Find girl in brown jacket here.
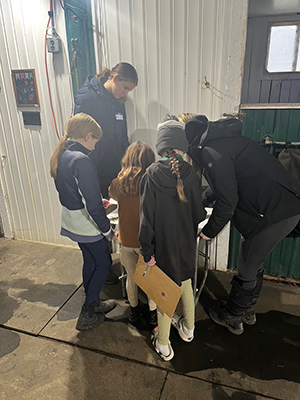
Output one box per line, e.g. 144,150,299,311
109,141,157,325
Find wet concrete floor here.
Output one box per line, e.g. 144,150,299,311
1,238,300,400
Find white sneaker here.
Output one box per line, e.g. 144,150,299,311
171,313,194,342
151,329,174,361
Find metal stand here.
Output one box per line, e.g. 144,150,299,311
119,262,127,299
193,237,210,306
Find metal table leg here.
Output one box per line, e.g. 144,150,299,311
193,237,210,306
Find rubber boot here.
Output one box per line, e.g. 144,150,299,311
242,270,264,325
105,269,119,285
75,303,105,331
145,309,158,326
129,302,142,324
209,276,256,335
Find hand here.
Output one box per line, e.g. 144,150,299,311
102,199,111,209
199,231,211,241
108,229,115,241
147,256,156,266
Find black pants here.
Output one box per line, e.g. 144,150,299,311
78,239,112,307
237,215,300,288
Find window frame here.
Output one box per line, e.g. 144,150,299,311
258,15,300,80
266,21,300,74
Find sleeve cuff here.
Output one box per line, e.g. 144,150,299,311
102,228,112,239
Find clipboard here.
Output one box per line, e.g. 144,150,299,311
134,255,182,318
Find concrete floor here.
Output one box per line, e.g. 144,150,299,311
1,238,300,400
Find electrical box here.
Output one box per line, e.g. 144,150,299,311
46,37,61,53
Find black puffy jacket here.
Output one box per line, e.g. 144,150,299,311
186,117,300,239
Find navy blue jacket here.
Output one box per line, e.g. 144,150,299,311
55,141,112,243
74,75,129,197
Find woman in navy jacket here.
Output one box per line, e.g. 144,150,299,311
185,115,300,335
74,62,138,198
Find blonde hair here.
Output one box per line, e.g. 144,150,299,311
165,149,188,203
178,113,196,124
50,113,102,179
96,62,138,86
116,141,155,196
177,112,202,178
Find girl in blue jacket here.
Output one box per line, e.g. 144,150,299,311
50,113,116,331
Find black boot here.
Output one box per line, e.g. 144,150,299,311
243,270,264,325
129,302,142,324
209,276,257,335
105,269,119,285
76,303,105,331
145,309,158,326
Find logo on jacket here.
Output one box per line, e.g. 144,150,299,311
115,113,124,121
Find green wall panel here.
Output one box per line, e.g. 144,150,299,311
228,108,300,279
63,0,96,95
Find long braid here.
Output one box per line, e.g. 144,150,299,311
166,149,188,203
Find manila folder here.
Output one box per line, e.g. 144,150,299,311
134,255,182,318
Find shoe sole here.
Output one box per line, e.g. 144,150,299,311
209,308,244,336
242,316,256,326
76,313,105,331
171,314,194,342
151,332,174,361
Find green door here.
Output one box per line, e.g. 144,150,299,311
228,108,300,279
63,0,96,95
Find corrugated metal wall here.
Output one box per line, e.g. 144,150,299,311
0,0,75,246
0,0,248,246
91,0,248,149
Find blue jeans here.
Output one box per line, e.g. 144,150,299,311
78,239,112,307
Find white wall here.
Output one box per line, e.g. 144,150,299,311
0,0,248,246
92,0,248,149
0,0,75,246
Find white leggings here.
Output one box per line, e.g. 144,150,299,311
120,246,156,311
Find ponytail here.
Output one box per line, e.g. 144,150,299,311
165,149,188,203
95,68,111,81
50,135,68,179
49,113,102,180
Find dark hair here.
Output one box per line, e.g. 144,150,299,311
163,114,179,122
177,112,202,177
115,141,155,196
96,62,138,86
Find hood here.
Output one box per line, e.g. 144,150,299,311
147,160,197,196
74,75,114,107
185,115,243,148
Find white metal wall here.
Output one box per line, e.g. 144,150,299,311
91,0,248,149
0,0,248,246
0,0,75,246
